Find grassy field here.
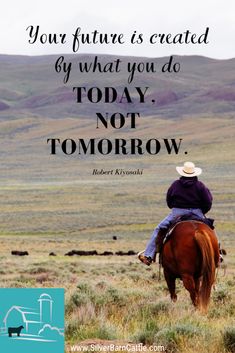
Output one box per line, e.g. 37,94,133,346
0,226,234,353
0,114,234,352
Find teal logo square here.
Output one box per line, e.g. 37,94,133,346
0,288,64,353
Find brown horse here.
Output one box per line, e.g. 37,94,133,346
161,220,220,311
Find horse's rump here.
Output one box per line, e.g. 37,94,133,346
162,221,202,274
162,221,220,310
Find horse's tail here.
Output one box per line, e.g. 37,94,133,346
194,229,215,311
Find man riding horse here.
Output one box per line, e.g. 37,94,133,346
138,161,219,266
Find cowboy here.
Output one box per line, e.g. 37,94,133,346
138,161,213,266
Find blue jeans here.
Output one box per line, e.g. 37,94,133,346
144,208,205,259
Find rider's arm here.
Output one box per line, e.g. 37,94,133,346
198,182,213,214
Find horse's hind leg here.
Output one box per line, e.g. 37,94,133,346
164,269,177,302
194,277,201,307
182,274,198,307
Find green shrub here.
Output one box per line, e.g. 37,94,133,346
209,302,235,319
226,280,235,287
70,292,89,308
173,323,201,338
66,320,117,342
105,287,126,306
149,301,170,316
28,266,49,274
77,282,92,294
129,274,141,282
223,327,235,353
95,281,108,290
74,283,127,309
154,323,202,353
133,320,159,345
65,317,80,339
154,327,179,353
213,285,231,303
139,300,170,321
94,323,117,340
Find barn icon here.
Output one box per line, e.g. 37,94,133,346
0,288,64,353
2,293,54,335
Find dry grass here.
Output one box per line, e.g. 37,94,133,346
0,115,234,352
0,227,234,353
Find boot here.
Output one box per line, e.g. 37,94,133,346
138,250,153,266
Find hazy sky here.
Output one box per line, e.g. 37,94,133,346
1,0,235,58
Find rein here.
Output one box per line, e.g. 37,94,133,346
158,254,162,280
213,261,227,291
218,259,227,277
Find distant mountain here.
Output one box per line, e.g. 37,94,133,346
0,54,235,119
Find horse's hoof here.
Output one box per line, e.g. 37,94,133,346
171,295,177,302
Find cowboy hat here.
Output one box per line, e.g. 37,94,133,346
176,161,202,177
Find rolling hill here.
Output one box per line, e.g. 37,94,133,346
0,54,235,119
0,54,234,183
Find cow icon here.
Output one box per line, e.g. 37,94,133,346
8,325,24,337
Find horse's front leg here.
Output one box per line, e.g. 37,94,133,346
164,269,177,302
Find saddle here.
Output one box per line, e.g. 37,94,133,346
174,214,214,229
156,214,215,261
